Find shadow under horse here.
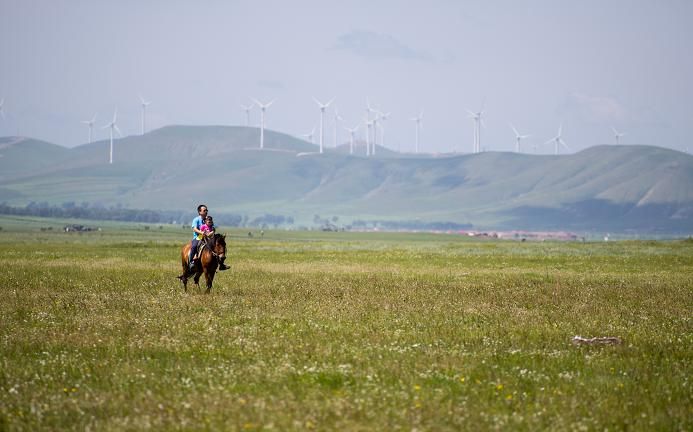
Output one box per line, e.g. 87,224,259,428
178,233,227,293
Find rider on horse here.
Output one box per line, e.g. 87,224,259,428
189,204,230,271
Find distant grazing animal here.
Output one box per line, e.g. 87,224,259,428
178,233,227,293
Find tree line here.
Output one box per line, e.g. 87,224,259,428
0,202,294,228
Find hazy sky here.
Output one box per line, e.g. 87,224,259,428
1,0,691,154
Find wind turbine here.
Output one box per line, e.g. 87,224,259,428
333,107,344,148
611,126,625,145
344,125,359,155
313,97,334,154
366,99,380,153
240,103,253,126
410,111,423,153
139,96,151,135
544,123,569,155
101,108,122,164
252,98,275,149
301,126,316,144
510,124,530,153
81,114,97,144
466,104,485,153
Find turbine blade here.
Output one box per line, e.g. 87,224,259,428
114,125,123,137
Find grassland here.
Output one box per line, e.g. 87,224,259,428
0,216,691,431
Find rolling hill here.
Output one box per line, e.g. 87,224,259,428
0,126,692,232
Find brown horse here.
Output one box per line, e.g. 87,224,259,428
178,233,227,293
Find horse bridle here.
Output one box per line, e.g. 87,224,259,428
204,235,225,260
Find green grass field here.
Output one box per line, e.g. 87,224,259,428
0,216,691,431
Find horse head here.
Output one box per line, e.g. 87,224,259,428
212,233,227,263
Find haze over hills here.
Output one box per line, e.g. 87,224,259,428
0,126,692,233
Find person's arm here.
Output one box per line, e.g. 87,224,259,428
191,218,205,236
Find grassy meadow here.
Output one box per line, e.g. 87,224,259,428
0,216,691,430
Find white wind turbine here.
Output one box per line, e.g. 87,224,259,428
301,126,316,144
545,123,569,155
611,127,625,145
252,98,275,149
366,99,380,154
102,108,122,164
81,113,97,144
344,125,359,155
333,107,344,148
510,124,530,153
240,103,253,126
410,111,423,153
466,104,485,153
139,96,151,135
313,97,334,154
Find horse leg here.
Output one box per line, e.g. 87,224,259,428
180,272,189,292
178,255,189,292
204,267,216,294
193,272,202,293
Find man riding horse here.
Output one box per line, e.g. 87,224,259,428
189,204,230,271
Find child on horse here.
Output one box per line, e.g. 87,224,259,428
189,204,230,271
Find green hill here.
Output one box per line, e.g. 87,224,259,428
1,126,692,232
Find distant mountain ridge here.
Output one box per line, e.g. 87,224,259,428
1,126,691,232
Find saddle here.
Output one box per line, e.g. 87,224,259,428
193,236,214,261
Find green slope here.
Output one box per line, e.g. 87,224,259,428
1,127,691,231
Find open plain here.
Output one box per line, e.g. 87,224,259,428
0,216,691,430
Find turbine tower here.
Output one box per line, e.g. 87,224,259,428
545,123,569,155
410,111,423,153
378,111,390,151
240,103,253,126
101,108,122,164
252,98,275,149
611,127,625,145
313,97,334,154
139,96,151,135
0,98,5,119
466,104,485,153
333,107,344,148
364,118,373,156
344,125,359,155
81,114,97,144
510,124,530,153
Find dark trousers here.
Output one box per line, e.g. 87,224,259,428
189,238,200,263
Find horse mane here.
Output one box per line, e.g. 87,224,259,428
203,233,226,252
